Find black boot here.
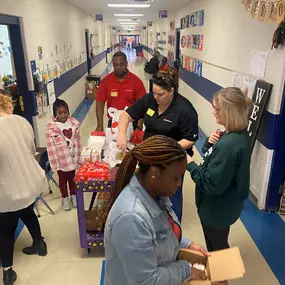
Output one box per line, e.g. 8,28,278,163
3,268,17,285
22,237,47,256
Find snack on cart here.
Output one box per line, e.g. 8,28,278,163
85,192,110,232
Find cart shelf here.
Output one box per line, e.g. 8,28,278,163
75,179,114,252
86,230,105,248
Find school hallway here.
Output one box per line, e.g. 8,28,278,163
2,48,282,285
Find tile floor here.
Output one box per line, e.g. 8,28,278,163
1,50,280,285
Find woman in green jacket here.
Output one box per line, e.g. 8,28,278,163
186,87,252,254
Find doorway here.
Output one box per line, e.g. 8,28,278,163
175,28,181,62
85,29,91,74
0,14,33,125
119,35,140,50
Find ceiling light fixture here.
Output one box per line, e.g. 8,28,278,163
114,14,144,17
108,4,150,8
120,23,138,25
118,19,133,21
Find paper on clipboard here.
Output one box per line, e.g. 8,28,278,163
47,81,56,105
232,72,257,99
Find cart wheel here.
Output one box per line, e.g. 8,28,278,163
87,248,91,254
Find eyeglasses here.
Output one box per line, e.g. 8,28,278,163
152,75,173,88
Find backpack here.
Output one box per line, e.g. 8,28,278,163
144,58,159,74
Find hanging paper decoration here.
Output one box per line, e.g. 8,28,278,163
168,36,175,46
245,0,254,11
258,1,268,22
199,35,204,51
242,0,285,24
267,2,278,23
180,10,204,30
180,55,203,77
251,0,260,17
276,0,285,23
180,35,204,51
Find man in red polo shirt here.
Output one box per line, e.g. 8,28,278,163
95,51,146,131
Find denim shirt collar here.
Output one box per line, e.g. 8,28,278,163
129,175,173,218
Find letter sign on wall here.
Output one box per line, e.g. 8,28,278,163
247,80,273,152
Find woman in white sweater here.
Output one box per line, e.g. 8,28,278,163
0,95,48,285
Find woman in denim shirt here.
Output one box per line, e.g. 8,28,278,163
104,135,208,285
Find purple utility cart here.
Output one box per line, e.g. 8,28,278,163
75,179,115,253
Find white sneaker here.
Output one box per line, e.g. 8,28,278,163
70,195,77,208
62,197,71,211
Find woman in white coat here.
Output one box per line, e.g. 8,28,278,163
0,94,48,285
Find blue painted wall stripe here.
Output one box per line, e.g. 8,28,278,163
90,51,106,70
53,61,88,98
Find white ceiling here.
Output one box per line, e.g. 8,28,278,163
68,0,191,30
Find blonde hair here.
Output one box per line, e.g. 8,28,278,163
0,93,13,113
212,87,253,132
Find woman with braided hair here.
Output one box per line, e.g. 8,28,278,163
104,135,208,285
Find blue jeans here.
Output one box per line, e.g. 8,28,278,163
170,175,184,223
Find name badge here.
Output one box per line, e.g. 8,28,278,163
111,91,118,97
146,108,155,117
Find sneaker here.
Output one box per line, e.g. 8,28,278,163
62,197,71,211
3,268,17,285
70,195,77,208
22,237,47,256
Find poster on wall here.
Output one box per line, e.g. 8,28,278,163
38,46,43,60
232,71,257,99
47,81,56,106
249,50,268,78
247,80,272,151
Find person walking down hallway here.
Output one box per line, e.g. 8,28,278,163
95,51,146,132
0,100,48,285
117,67,199,222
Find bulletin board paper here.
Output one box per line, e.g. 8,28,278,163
232,72,257,99
249,50,268,78
47,81,56,105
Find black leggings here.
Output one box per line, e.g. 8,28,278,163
202,223,230,252
0,203,42,267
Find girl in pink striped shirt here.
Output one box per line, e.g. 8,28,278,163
46,99,82,211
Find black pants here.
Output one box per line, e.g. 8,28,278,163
0,203,42,267
201,223,230,252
